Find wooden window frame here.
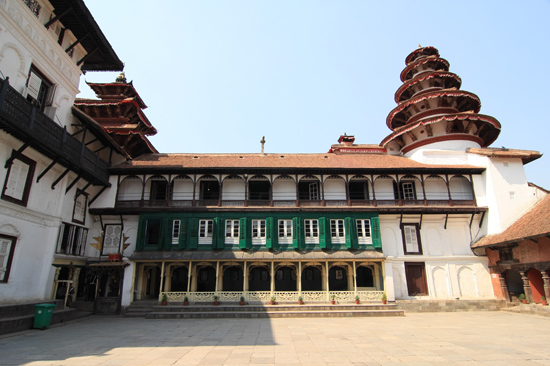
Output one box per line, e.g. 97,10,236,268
251,219,266,245
356,219,372,244
304,219,319,244
198,219,214,245
225,219,240,244
2,153,36,207
72,190,88,224
401,223,423,255
171,220,181,245
278,219,293,244
330,219,346,244
0,234,17,283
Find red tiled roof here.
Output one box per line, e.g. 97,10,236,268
472,195,550,248
466,148,542,165
111,153,484,171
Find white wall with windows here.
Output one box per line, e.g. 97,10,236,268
379,214,494,300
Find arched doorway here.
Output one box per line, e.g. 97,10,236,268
505,269,523,299
223,266,243,291
301,266,322,291
249,266,270,291
171,266,188,292
356,266,374,288
196,267,216,292
275,266,296,291
329,266,348,291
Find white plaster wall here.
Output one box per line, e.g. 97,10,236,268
272,179,295,200
323,178,346,200
222,179,245,200
172,179,193,200
373,179,394,200
0,203,61,303
381,213,494,299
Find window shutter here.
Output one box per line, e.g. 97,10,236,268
371,216,381,249
178,219,188,249
319,217,330,249
215,218,225,249
5,159,30,201
345,217,356,249
238,217,250,249
292,217,303,249
26,72,42,100
162,219,171,250
187,218,199,249
265,217,277,249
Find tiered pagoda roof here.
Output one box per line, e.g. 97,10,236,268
75,73,158,158
381,46,501,155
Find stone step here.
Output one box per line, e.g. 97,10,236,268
152,304,395,313
0,307,91,335
146,309,404,319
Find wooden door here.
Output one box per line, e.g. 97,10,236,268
405,262,428,296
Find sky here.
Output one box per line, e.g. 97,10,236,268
79,0,549,188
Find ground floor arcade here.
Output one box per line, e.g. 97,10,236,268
129,251,386,303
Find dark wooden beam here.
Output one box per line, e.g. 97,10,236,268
65,175,81,194
51,168,71,190
36,159,58,182
66,32,90,53
90,186,108,205
77,46,98,66
44,7,73,29
5,143,30,168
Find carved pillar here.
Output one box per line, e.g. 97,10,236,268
542,271,550,300
498,272,510,302
520,271,533,302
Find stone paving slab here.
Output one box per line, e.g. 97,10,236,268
0,312,548,365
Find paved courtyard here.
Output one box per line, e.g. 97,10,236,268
0,312,548,366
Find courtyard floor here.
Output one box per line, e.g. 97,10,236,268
0,311,548,366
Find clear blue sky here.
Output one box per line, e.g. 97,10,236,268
80,0,549,189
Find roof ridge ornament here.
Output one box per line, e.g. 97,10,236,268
115,72,127,83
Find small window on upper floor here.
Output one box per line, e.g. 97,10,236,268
394,181,417,200
2,153,36,207
401,224,422,255
72,190,88,225
56,223,88,256
25,65,55,113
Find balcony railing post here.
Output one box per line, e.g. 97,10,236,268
0,77,9,107
61,126,67,151
28,105,36,130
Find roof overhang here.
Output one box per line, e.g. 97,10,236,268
49,0,124,71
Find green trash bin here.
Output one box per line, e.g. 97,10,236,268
33,303,56,330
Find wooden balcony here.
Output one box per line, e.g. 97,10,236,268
114,198,476,209
0,77,110,186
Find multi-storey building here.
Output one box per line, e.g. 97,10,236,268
84,46,545,309
0,0,132,308
1,0,546,314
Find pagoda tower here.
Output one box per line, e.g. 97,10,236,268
381,46,501,156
